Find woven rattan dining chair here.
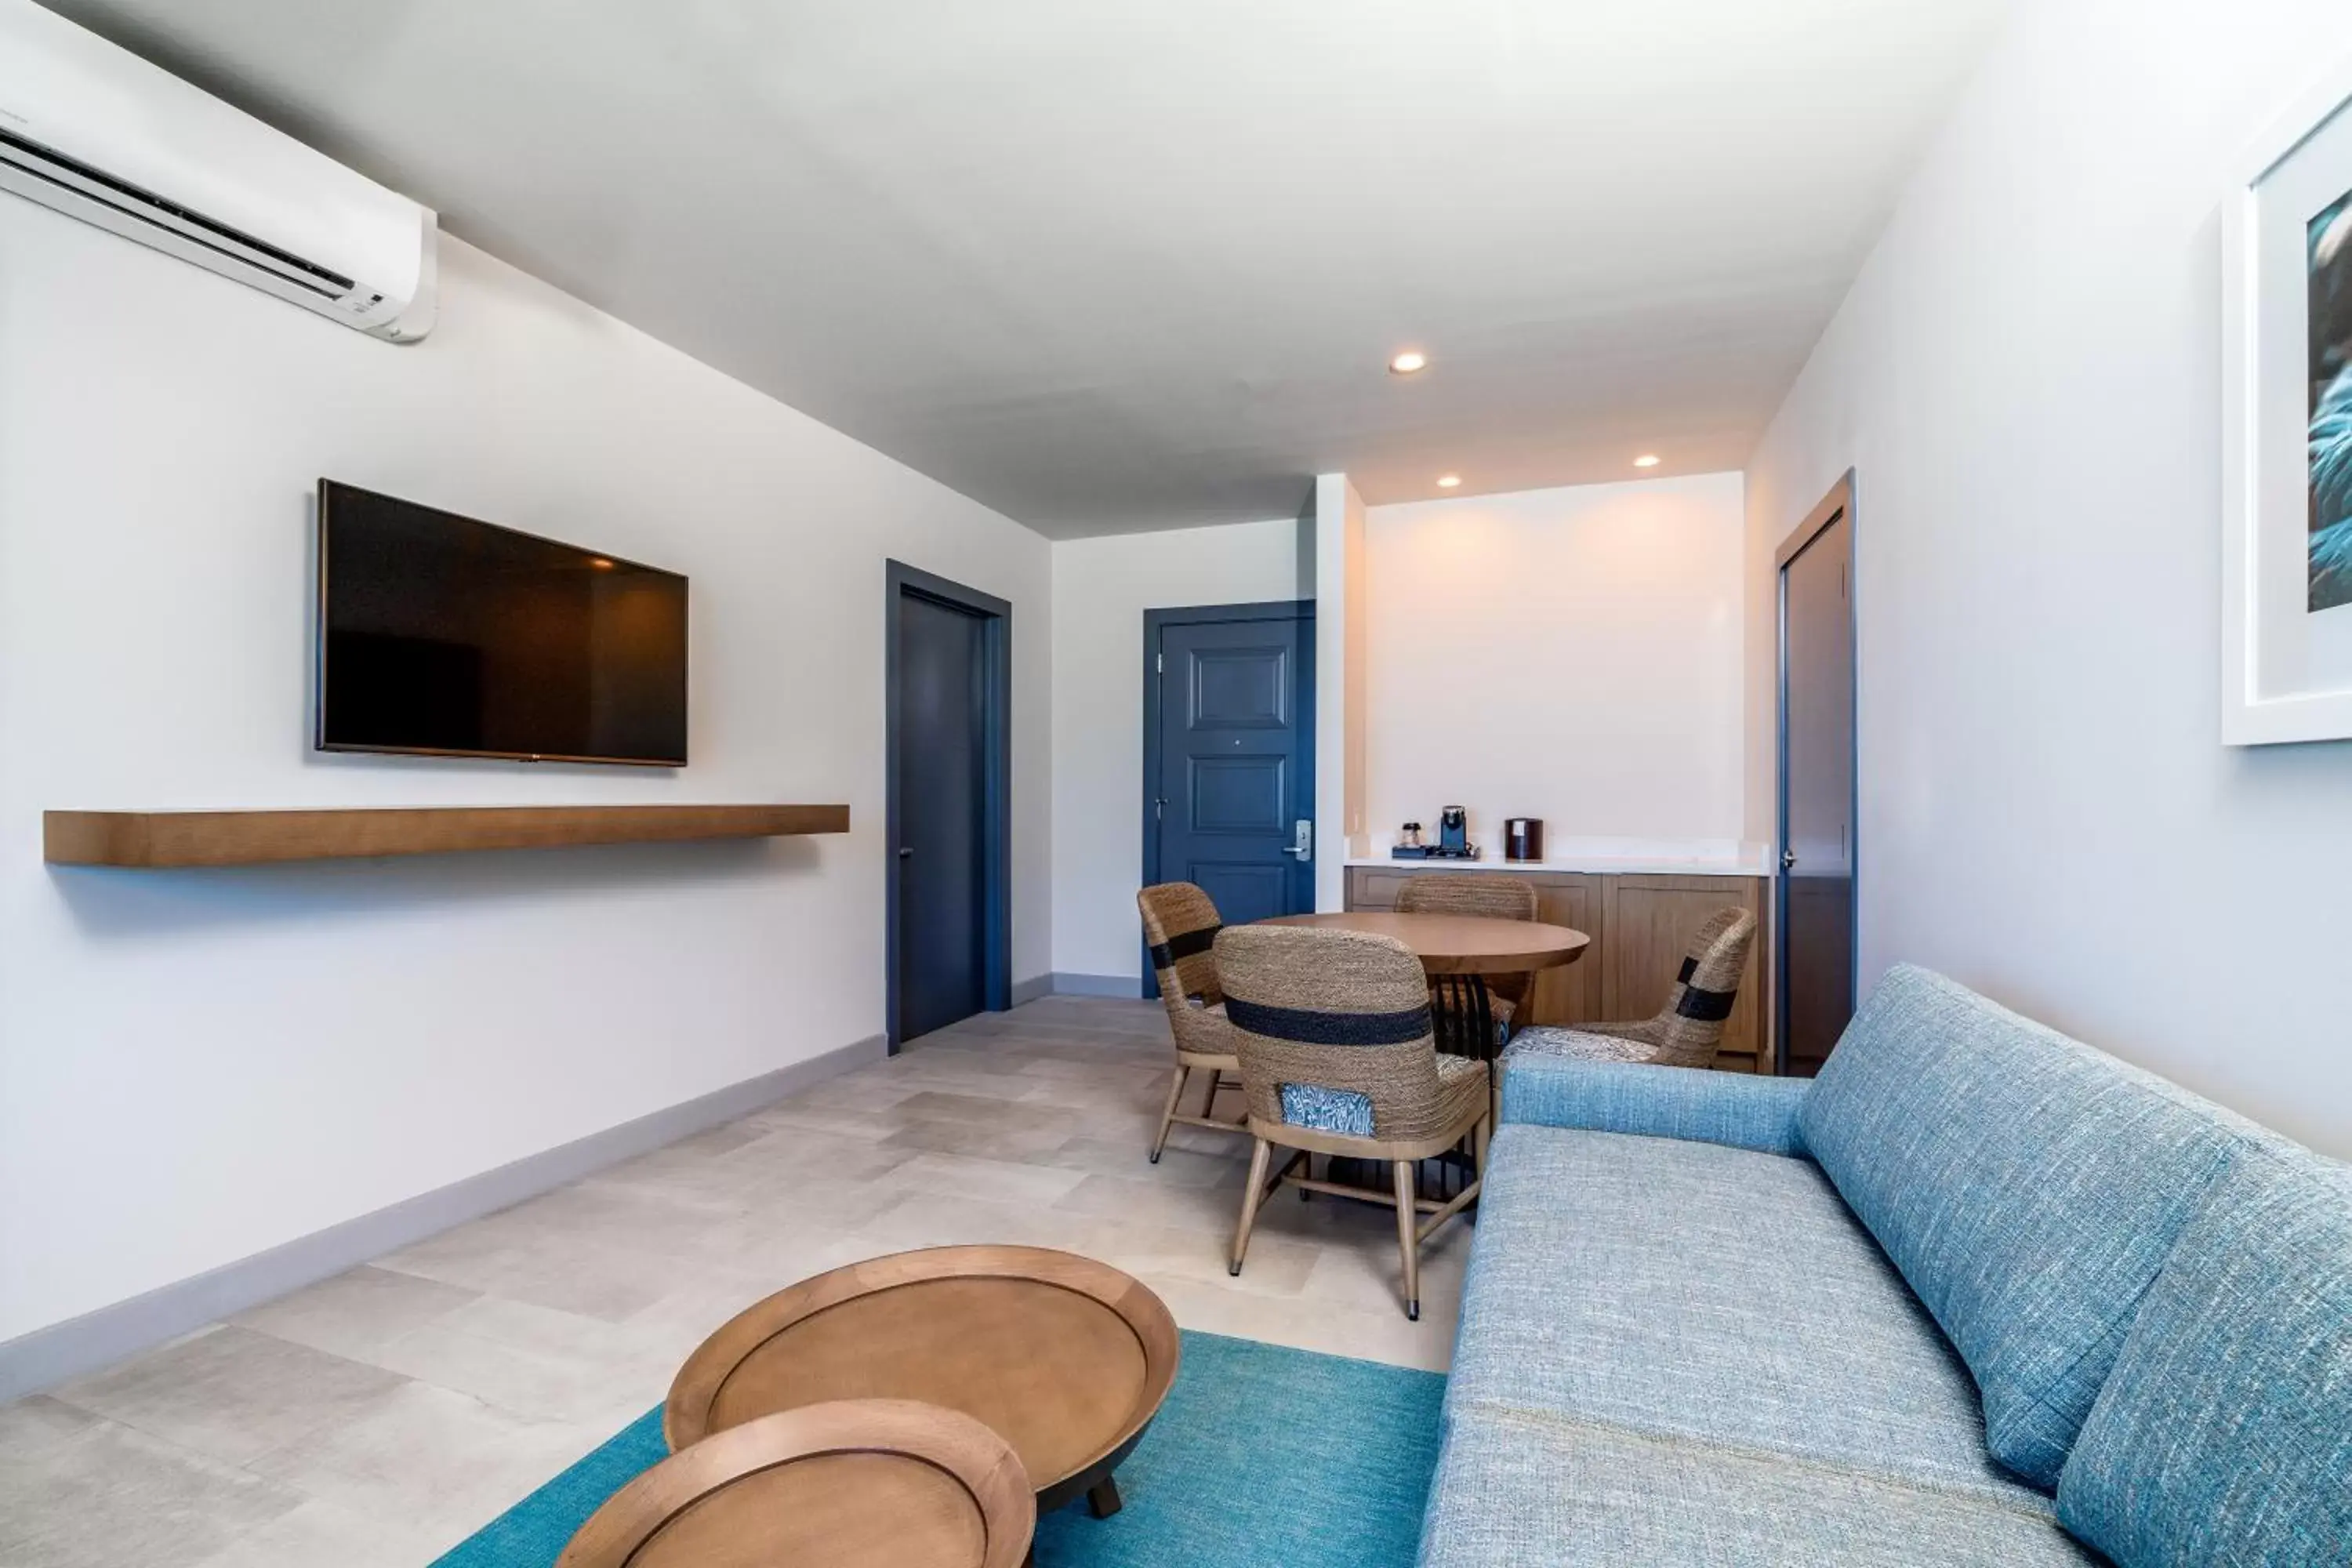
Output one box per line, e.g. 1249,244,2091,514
1213,923,1492,1321
1504,908,1758,1070
1392,873,1539,1050
1136,883,1250,1162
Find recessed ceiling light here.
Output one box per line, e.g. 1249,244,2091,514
1633,454,1662,469
1436,474,1462,488
590,557,615,569
1388,350,1428,376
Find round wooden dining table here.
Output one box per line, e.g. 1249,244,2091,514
1256,910,1591,1060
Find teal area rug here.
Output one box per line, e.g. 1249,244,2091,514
433,1330,1445,1567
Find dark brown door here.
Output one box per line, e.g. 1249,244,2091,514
1777,481,1857,1076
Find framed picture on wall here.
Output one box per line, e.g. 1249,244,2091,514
2223,52,2352,744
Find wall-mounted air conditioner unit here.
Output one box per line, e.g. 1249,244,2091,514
0,1,437,342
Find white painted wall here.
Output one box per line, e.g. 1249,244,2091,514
1367,474,1749,858
1314,474,1370,908
0,199,1052,1345
1048,519,1307,982
1744,0,2352,1157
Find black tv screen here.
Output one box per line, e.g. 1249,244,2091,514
315,481,688,765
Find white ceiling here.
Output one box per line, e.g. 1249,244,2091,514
45,0,2007,537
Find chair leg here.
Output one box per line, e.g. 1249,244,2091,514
1150,1066,1190,1163
1231,1137,1273,1276
1200,1067,1224,1118
1474,1111,1493,1184
1394,1160,1422,1320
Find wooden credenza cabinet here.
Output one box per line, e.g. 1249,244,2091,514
1343,865,1772,1073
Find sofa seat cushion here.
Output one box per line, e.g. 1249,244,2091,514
1448,1123,2047,1508
1798,964,2285,1487
1418,1403,2099,1568
2056,1148,2352,1568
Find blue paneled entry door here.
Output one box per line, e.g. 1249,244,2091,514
1143,602,1316,994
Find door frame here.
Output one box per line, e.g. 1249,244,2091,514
885,560,1012,1052
1139,599,1318,997
1773,470,1859,1075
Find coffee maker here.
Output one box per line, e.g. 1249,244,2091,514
1436,805,1472,858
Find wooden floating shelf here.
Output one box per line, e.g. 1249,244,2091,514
43,804,850,869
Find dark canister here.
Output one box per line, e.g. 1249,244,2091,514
1504,818,1544,862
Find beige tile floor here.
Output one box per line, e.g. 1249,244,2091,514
0,996,1472,1567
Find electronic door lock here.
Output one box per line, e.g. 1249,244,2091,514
1286,819,1313,859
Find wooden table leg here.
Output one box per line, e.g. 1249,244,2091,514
1087,1475,1123,1519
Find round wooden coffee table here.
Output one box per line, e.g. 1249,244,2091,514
558,1399,1033,1568
666,1246,1179,1519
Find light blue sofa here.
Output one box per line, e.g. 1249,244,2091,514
1417,964,2351,1567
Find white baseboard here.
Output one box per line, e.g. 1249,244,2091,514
0,1033,884,1402
1009,973,1054,1006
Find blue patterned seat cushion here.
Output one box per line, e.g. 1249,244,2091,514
1279,1054,1483,1138
1504,1024,1657,1065
1447,1124,2053,1509
2056,1149,2352,1568
1418,1403,2098,1568
1798,964,2284,1487
1280,1082,1372,1134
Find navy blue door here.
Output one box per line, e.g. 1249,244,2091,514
895,589,987,1041
1777,494,1856,1076
1148,608,1316,971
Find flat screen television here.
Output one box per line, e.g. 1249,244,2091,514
315,480,688,766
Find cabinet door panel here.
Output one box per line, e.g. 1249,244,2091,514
1600,876,1766,1068
1348,868,1411,910
1525,874,1603,1025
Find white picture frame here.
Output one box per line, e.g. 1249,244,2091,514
2222,51,2352,745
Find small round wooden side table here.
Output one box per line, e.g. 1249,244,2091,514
557,1399,1033,1568
666,1245,1180,1520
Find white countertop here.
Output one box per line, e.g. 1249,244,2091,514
1346,845,1769,877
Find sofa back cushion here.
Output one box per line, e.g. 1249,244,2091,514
2056,1149,2352,1567
1798,965,2267,1488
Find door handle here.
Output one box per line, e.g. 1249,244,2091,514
1780,848,1798,871
1285,819,1313,860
